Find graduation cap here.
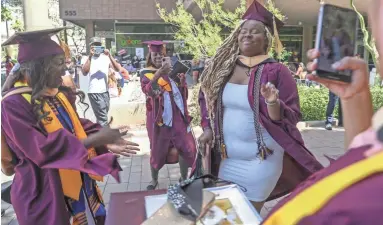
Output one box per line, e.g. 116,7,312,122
2,27,66,63
242,1,284,56
142,40,166,53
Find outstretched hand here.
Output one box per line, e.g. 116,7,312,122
107,138,140,157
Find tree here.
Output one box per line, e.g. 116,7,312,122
1,4,13,37
47,0,86,54
66,24,86,54
157,0,290,60
157,0,246,59
350,0,379,73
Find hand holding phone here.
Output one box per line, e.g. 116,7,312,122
306,49,369,100
157,57,171,76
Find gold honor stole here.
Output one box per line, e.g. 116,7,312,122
263,151,383,225
143,67,172,92
14,82,103,201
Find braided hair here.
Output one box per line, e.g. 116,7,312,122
200,20,273,127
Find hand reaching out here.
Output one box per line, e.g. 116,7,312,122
107,138,140,157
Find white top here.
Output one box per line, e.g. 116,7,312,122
88,54,111,93
218,83,284,202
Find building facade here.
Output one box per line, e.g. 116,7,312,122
59,0,370,65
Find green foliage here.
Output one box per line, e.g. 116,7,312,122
157,0,246,59
298,86,330,121
11,19,23,32
157,0,291,61
264,0,291,61
1,5,12,21
370,86,383,112
298,85,383,121
1,0,24,34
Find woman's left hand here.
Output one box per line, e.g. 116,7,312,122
107,138,140,157
261,82,279,103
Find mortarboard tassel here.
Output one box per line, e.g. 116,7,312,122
59,39,71,59
273,16,283,58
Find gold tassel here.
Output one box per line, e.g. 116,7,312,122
273,16,283,58
221,144,228,159
259,145,274,160
59,39,71,60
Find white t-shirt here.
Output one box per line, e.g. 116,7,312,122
88,54,111,93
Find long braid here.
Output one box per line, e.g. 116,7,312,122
200,21,245,122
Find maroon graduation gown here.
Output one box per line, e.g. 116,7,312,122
196,60,324,201
263,145,383,224
140,71,197,170
1,91,121,225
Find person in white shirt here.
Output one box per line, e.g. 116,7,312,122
82,37,121,126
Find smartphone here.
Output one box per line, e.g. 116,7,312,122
162,57,171,67
93,46,105,55
314,4,358,83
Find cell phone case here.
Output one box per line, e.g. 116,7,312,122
142,190,216,225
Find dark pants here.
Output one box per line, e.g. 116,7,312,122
88,92,110,126
325,91,343,125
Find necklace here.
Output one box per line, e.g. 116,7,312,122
236,59,252,77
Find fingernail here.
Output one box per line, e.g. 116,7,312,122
332,62,341,69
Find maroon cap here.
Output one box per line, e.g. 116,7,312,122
242,1,284,35
2,27,66,63
143,40,165,53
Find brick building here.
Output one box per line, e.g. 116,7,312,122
59,0,370,64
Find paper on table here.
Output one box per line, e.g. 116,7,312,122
144,185,262,224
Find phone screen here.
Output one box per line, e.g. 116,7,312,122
316,4,358,77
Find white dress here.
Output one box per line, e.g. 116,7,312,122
218,83,284,202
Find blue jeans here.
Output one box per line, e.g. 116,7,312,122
325,91,343,125
119,78,125,88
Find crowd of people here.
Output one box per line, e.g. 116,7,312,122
1,0,383,224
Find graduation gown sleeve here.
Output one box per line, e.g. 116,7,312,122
79,118,109,155
273,64,302,125
1,96,121,179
